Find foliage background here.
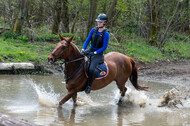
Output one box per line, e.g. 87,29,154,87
0,0,189,64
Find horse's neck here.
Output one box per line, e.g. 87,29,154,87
64,50,84,80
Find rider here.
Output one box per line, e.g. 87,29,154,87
81,14,110,94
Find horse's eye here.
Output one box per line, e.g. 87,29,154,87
62,44,67,49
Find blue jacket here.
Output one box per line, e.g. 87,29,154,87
82,27,109,54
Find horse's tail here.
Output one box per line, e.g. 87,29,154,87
129,58,148,91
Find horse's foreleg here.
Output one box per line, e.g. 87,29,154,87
59,90,75,106
72,93,77,106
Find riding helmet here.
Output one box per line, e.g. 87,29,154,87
96,14,108,22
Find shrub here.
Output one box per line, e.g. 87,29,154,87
35,33,81,43
0,56,3,62
163,41,190,59
1,30,29,42
1,30,19,39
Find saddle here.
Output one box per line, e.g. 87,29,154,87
85,57,108,80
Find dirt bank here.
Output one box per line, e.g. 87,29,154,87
138,60,190,85
45,60,190,86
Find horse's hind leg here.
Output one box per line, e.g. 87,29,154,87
118,86,127,104
116,80,127,104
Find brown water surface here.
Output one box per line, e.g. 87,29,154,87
0,75,190,126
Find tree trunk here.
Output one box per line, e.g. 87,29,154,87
185,0,190,35
13,0,27,34
106,0,117,27
71,10,79,33
61,0,69,33
86,0,98,37
36,0,44,26
160,2,181,47
52,0,62,34
148,0,159,46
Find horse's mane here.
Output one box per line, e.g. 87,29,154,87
70,42,83,57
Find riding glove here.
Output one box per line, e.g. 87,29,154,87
81,51,85,55
88,52,94,56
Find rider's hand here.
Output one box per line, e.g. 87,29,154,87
81,51,85,55
88,52,94,56
81,49,85,55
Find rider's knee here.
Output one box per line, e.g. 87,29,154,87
88,68,94,74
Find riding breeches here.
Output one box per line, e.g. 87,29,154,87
84,48,104,78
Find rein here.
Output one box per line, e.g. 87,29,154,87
51,41,85,83
65,57,84,64
65,60,84,82
64,57,85,83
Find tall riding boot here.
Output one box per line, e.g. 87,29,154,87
85,74,94,94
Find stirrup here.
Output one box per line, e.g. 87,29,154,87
85,86,91,94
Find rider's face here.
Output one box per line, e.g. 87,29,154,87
97,21,105,28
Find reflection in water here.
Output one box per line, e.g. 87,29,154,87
34,108,57,126
0,75,190,126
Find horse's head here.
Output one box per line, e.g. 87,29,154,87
48,34,74,64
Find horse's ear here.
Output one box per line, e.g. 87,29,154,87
67,35,74,43
59,34,65,41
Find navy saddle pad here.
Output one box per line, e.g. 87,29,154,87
85,61,108,80
94,62,108,79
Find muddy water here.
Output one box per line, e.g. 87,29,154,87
0,75,190,126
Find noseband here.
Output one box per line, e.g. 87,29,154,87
51,42,85,64
51,42,69,61
51,48,69,60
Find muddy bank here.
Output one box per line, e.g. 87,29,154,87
0,60,189,86
138,60,190,85
44,59,190,86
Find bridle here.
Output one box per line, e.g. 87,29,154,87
51,42,70,61
51,48,68,62
51,41,85,82
51,42,85,64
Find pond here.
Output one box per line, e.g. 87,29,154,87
0,75,190,126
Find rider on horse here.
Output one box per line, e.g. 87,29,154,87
81,14,110,94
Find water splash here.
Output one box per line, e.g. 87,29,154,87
31,82,60,108
30,79,97,107
122,87,148,107
110,87,148,107
76,92,98,106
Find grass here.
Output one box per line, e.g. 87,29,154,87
108,41,164,62
107,32,190,62
0,31,189,64
163,40,190,60
0,38,55,63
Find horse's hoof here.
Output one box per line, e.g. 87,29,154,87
73,102,78,107
117,98,123,106
56,102,62,108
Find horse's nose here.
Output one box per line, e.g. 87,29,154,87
48,56,54,64
49,58,54,64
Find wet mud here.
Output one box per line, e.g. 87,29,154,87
138,60,190,85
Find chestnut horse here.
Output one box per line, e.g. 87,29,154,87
48,34,148,106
